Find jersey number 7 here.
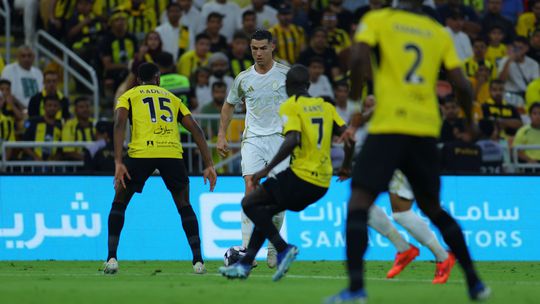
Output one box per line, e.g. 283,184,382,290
311,117,323,149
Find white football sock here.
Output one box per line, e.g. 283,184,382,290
241,211,254,248
368,205,410,253
392,210,449,262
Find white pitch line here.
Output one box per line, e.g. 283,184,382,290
0,272,538,286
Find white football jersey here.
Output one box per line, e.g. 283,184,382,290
226,61,289,138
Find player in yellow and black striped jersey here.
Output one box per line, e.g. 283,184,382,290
103,63,217,276
219,65,355,281
327,1,490,302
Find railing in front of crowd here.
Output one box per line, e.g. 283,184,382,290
35,30,100,122
0,0,10,63
0,114,246,174
512,145,540,172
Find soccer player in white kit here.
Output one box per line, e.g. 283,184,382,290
217,30,289,268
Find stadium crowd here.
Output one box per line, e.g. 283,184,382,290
0,0,540,173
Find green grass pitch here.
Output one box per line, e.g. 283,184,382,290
0,261,538,303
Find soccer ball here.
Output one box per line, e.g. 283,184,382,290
223,246,247,266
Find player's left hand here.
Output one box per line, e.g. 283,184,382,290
114,163,131,190
337,166,351,182
203,166,217,192
251,168,269,186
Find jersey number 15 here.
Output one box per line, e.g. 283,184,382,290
143,97,174,123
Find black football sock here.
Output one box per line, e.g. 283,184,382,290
243,204,288,252
346,209,368,292
242,227,265,265
431,210,480,289
178,205,203,264
107,202,127,261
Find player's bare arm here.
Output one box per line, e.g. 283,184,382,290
181,114,217,192
251,131,300,186
335,125,356,181
217,102,235,157
113,107,131,190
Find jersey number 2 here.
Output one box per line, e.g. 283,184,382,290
311,117,323,148
143,97,173,123
404,43,424,84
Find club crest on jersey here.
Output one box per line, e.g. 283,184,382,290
272,81,279,90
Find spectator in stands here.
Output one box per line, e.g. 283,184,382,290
174,0,201,32
0,92,16,160
269,3,306,65
201,81,227,139
470,64,491,107
440,127,482,173
28,70,70,120
516,0,540,38
22,96,63,161
13,0,39,47
0,79,25,129
98,0,125,16
513,102,540,164
333,81,359,123
156,52,193,109
191,67,212,113
321,10,351,55
307,57,334,99
464,38,497,81
1,46,43,108
437,0,479,26
85,121,115,172
497,37,540,108
298,27,341,81
203,13,229,53
482,79,523,137
208,52,234,94
99,10,138,97
243,0,278,30
155,2,192,63
440,97,466,143
525,77,540,111
121,0,157,43
328,0,354,34
177,33,212,78
481,0,515,44
199,0,241,43
501,0,524,23
227,31,254,78
66,0,105,70
476,119,504,173
527,29,540,64
241,10,257,38
446,11,473,61
485,25,508,65
131,31,163,76
291,0,310,34
62,97,95,161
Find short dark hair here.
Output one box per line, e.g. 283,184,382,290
478,119,495,137
310,27,327,39
212,81,227,91
529,102,540,115
308,56,325,66
251,30,273,43
233,31,249,42
96,121,113,139
74,96,90,106
155,52,174,68
44,95,60,104
514,36,530,46
138,62,160,82
333,80,349,90
286,64,310,87
43,70,59,78
473,37,487,45
207,12,224,22
490,79,505,88
242,10,256,20
195,32,211,43
166,2,181,10
0,79,11,87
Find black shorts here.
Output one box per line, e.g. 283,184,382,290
125,157,189,193
351,134,440,198
262,168,328,212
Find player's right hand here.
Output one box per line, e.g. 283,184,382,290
203,166,217,192
337,166,351,182
217,135,229,158
114,162,131,190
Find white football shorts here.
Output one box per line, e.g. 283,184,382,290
388,169,414,201
241,134,289,176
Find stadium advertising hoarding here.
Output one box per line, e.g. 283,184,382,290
0,176,538,261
